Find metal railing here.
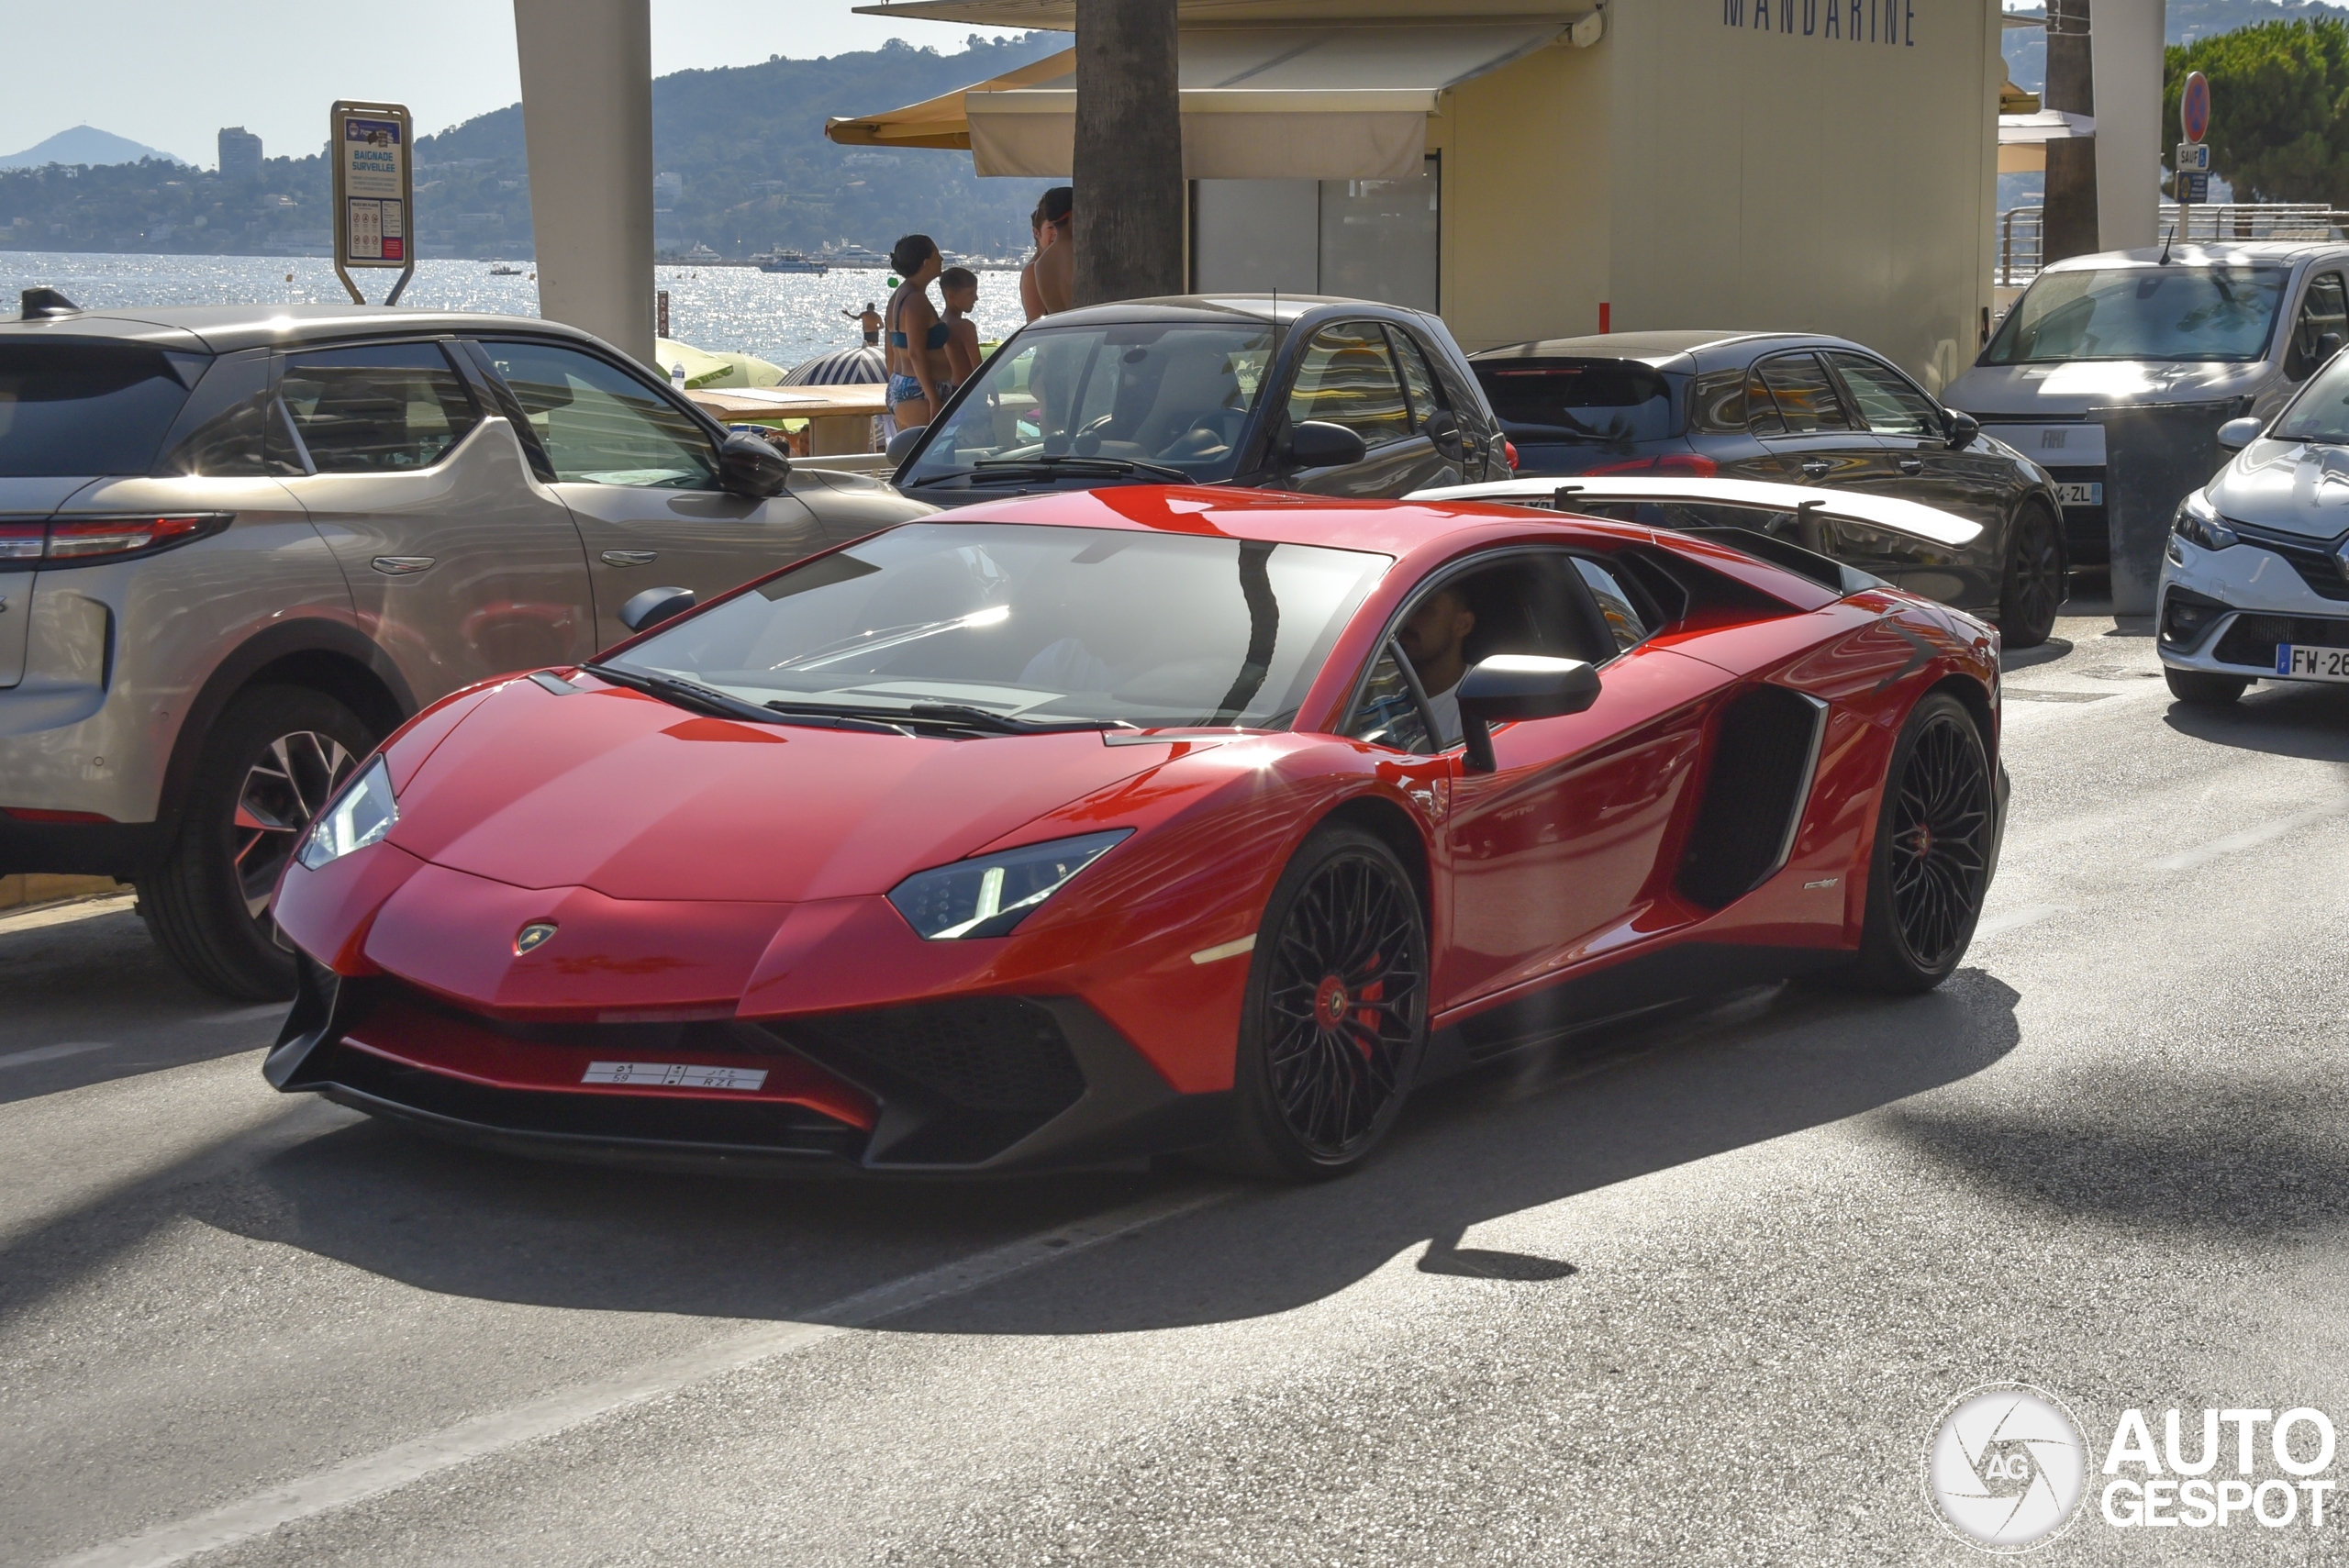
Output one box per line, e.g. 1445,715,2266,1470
1998,204,2349,286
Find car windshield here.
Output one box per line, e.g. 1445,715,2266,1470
1980,266,2287,364
0,341,201,477
1474,360,1681,444
899,322,1275,489
2271,350,2349,443
605,522,1388,729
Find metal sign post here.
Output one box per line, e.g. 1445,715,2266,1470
2176,72,2212,231
330,101,416,306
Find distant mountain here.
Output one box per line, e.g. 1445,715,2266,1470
0,125,187,171
2003,0,2349,91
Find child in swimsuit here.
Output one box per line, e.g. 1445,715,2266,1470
940,267,981,405
885,236,949,429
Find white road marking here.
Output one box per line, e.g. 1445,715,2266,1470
47,1183,1233,1568
1971,903,2062,940
2152,796,2349,873
0,1041,107,1070
1190,934,1256,965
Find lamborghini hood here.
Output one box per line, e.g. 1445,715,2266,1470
385,674,1177,904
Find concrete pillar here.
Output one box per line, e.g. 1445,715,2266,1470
513,0,655,366
2092,0,2164,251
2042,0,2099,264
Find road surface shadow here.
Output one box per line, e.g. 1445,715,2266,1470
1999,637,2073,674
0,965,2029,1334
2164,684,2349,764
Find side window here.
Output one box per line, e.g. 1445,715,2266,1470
1753,353,1851,434
277,343,479,473
154,350,284,477
1387,328,1446,430
1826,352,1940,438
1286,322,1413,448
476,339,719,488
1571,558,1650,652
2289,272,2348,380
1350,644,1435,753
1691,368,1747,433
1743,367,1786,436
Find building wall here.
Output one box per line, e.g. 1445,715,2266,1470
1430,39,1613,353
1603,0,2001,391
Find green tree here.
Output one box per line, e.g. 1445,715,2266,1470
2165,18,2349,204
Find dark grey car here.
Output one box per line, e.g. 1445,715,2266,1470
1467,329,2069,646
0,297,930,998
890,295,1511,506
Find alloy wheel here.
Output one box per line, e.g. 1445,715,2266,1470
1262,851,1426,1160
2009,511,2064,640
233,730,357,921
1887,712,1991,967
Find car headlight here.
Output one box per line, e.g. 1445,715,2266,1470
887,828,1132,940
297,755,397,871
2171,491,2239,553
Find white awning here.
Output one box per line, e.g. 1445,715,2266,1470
1997,110,2094,174
829,20,1578,181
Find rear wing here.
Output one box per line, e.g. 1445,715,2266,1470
1408,475,1984,547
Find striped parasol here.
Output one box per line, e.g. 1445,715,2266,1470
782,345,887,386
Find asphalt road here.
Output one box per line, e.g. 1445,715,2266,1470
8,599,2349,1567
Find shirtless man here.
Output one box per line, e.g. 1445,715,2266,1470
883,234,950,429
939,267,982,394
1032,185,1074,317
841,302,882,347
1395,586,1477,749
1019,204,1049,323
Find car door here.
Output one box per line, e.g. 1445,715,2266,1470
1386,324,1471,488
1821,350,2017,602
272,339,597,703
1275,320,1453,497
1747,351,1881,489
2270,268,2349,418
469,338,831,649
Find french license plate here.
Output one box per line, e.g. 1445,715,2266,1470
2276,645,2349,683
582,1061,768,1091
2054,482,2103,506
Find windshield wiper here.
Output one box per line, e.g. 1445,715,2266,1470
970,454,1196,484
584,663,906,734
762,698,1127,736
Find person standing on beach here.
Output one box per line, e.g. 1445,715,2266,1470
841,302,882,346
1019,203,1049,322
939,267,982,397
1032,186,1074,317
884,235,950,429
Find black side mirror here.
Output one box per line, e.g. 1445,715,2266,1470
718,431,792,498
885,424,927,468
1945,410,1981,450
1424,407,1463,459
2321,330,2345,361
619,585,695,633
1456,655,1601,773
1288,419,1368,469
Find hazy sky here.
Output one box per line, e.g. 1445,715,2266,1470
1,1,1025,166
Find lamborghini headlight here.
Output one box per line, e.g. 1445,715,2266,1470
297,756,398,871
887,828,1132,940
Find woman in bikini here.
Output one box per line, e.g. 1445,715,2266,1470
884,235,950,430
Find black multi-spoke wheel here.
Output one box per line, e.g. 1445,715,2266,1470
1216,825,1427,1178
143,685,378,1000
1842,692,1993,993
1998,504,2064,650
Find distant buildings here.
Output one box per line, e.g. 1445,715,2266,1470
217,127,262,183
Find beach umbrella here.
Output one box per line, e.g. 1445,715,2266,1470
783,345,886,386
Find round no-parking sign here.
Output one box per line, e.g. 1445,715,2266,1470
2182,71,2210,143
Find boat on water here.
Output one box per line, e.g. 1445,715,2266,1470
752,250,828,274
487,264,524,276
822,245,890,269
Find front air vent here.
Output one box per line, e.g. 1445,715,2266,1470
1677,684,1828,909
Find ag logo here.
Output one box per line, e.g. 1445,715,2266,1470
514,921,558,954
1924,1384,2087,1551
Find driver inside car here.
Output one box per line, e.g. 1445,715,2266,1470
1396,585,1477,750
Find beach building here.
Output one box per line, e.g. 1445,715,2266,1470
827,0,2015,393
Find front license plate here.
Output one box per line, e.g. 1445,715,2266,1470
2054,482,2103,506
2276,645,2349,683
582,1061,769,1091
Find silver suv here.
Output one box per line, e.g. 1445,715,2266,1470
0,296,930,997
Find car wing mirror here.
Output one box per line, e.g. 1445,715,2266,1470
619,585,695,632
885,425,928,469
1456,655,1600,773
2216,415,2265,451
1287,419,1368,469
2321,329,2345,362
1944,410,1981,450
718,431,792,498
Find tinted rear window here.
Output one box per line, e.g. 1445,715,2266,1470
0,341,201,477
1473,360,1681,443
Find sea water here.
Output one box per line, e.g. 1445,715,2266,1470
0,251,1034,374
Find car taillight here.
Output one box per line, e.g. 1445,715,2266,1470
0,515,230,565
1585,452,1719,477
1504,439,1520,472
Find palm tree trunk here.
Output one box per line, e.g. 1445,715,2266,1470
1072,0,1186,306
2043,0,2101,263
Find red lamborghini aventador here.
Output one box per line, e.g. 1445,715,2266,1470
265,484,2005,1179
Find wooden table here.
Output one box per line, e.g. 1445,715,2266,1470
686,384,890,457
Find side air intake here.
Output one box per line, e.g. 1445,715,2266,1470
1677,684,1828,908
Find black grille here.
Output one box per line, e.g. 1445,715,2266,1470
2213,612,2349,668
774,998,1085,1114
2232,521,2349,602
1678,684,1824,909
